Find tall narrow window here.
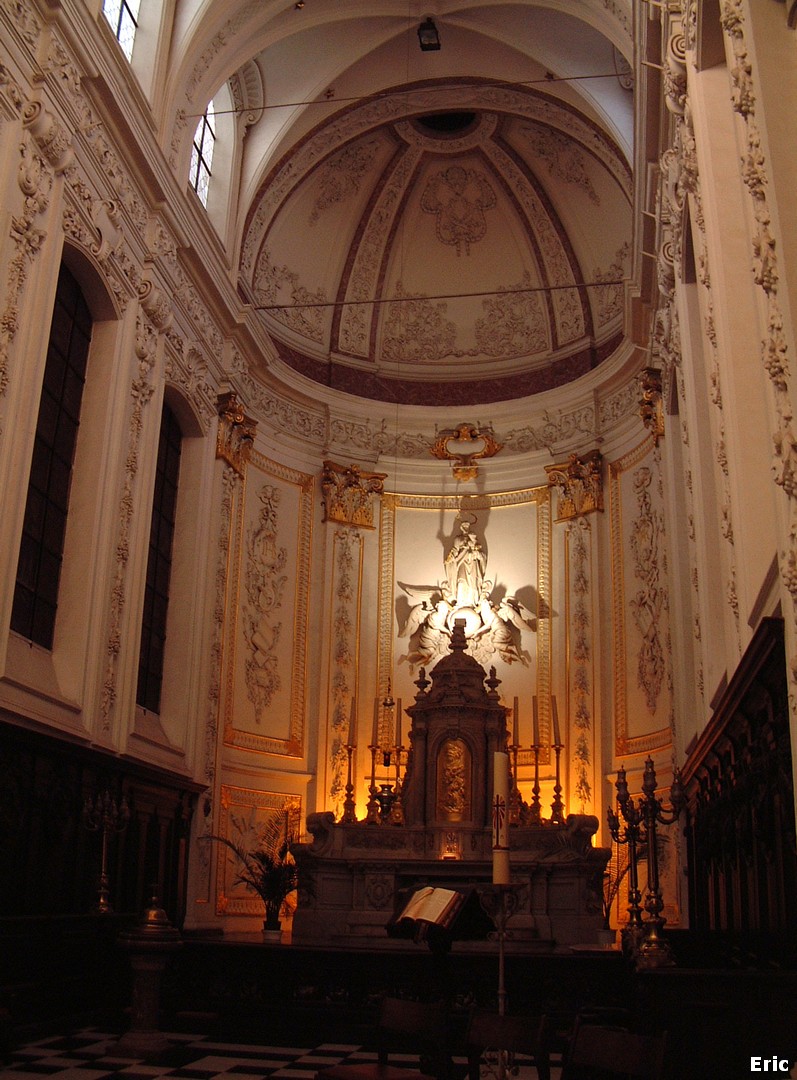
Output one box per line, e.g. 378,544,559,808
11,265,91,649
136,403,182,714
102,0,140,61
189,100,216,207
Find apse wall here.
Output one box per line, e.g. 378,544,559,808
190,364,688,934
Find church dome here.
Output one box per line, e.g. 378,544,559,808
240,79,632,406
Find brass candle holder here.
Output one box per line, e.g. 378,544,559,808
83,789,130,913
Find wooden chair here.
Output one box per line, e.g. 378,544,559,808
465,1008,550,1080
313,997,451,1080
560,1023,667,1080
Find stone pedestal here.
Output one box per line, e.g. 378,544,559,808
116,895,182,1056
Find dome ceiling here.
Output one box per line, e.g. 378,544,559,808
230,5,634,406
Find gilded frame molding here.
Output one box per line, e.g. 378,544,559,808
215,784,302,916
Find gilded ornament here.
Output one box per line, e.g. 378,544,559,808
216,391,257,476
638,368,665,443
321,459,387,529
545,450,604,520
430,422,502,481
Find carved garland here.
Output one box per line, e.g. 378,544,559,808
242,483,287,721
195,462,240,899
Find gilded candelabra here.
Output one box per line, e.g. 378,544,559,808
83,789,130,913
388,741,405,825
550,740,566,825
609,757,684,968
365,742,381,823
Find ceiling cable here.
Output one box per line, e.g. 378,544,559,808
184,70,632,120
252,279,627,312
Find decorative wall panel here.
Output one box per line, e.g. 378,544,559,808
565,516,596,813
325,528,364,817
609,438,673,756
214,784,302,916
220,451,313,756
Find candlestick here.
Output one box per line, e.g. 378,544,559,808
552,695,561,746
347,697,357,747
532,696,540,746
512,697,519,746
365,745,380,823
492,752,510,885
341,744,357,823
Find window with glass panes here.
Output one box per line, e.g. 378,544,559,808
11,265,91,650
189,102,215,206
102,0,140,61
136,403,182,714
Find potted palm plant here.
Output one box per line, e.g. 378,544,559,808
208,813,299,940
599,863,630,945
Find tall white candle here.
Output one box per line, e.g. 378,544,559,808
347,697,356,746
552,696,561,746
492,752,511,885
532,696,540,747
513,697,519,746
395,699,402,747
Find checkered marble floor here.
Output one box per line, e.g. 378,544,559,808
1,1029,560,1080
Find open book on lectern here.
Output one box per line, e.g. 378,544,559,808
386,885,493,944
396,886,464,928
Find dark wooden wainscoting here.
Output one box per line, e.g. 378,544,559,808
681,617,797,955
0,719,203,1030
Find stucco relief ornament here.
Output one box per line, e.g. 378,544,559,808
629,467,666,715
421,165,496,255
397,517,536,669
243,484,287,721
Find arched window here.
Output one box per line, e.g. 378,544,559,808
136,401,182,714
11,265,91,649
189,100,216,207
102,0,141,61
187,82,238,243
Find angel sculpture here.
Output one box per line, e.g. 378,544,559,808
397,583,442,639
495,596,537,633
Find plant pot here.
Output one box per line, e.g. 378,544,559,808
262,919,282,942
